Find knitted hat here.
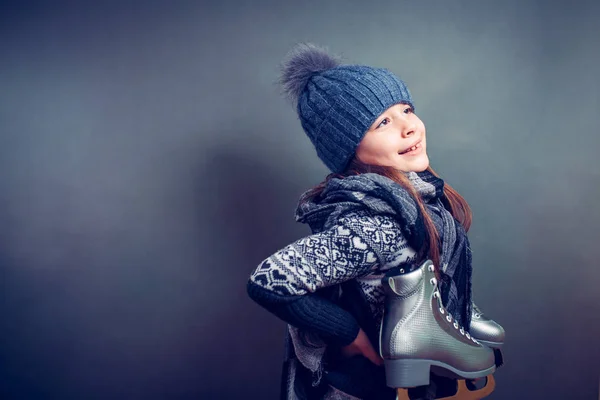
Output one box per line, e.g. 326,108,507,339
280,43,414,173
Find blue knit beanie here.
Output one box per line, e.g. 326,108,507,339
280,43,414,173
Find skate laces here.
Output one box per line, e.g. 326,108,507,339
427,263,479,344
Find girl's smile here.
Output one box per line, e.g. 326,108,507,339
355,103,429,172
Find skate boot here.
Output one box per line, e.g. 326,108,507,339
380,260,496,400
469,303,505,349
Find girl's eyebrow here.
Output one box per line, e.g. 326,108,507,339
371,115,387,129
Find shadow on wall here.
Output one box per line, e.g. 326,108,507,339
196,141,311,399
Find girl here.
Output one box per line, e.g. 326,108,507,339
247,43,504,400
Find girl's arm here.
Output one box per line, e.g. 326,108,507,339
247,210,413,346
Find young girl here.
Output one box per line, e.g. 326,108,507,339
247,43,504,400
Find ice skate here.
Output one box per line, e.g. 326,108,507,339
469,303,505,349
469,302,506,373
380,260,497,399
395,375,495,400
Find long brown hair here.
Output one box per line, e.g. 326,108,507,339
300,158,472,281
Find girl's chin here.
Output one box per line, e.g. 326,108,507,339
396,157,429,172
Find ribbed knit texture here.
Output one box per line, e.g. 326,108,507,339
247,282,360,346
298,65,413,173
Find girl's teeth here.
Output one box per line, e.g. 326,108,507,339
402,144,418,154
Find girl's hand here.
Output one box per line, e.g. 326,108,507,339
340,328,384,366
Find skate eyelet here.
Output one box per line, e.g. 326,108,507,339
428,264,434,272
446,315,452,322
466,333,471,339
439,307,445,314
453,322,459,329
429,278,437,286
460,328,465,335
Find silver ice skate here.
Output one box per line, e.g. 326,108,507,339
379,259,496,392
469,303,505,349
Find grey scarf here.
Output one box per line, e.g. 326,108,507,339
295,170,473,329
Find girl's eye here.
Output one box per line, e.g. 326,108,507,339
376,117,391,129
404,106,414,114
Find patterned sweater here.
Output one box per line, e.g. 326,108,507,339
247,171,467,399
249,208,416,339
248,209,414,399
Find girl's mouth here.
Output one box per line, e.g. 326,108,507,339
399,142,422,155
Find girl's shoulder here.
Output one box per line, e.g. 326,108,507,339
335,209,404,234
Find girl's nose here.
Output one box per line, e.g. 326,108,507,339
401,121,416,138
402,129,415,138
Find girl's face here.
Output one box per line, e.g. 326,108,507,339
355,103,429,173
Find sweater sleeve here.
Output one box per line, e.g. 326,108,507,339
247,211,415,346
246,281,360,346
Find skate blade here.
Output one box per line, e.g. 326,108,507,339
396,374,495,400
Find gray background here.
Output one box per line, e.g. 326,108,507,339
1,0,599,399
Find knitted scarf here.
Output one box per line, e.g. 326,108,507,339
295,169,473,330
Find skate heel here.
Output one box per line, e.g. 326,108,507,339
384,358,432,388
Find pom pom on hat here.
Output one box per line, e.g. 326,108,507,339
279,43,341,105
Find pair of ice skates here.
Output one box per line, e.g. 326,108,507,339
380,260,505,400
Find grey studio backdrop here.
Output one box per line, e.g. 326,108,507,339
1,1,598,399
